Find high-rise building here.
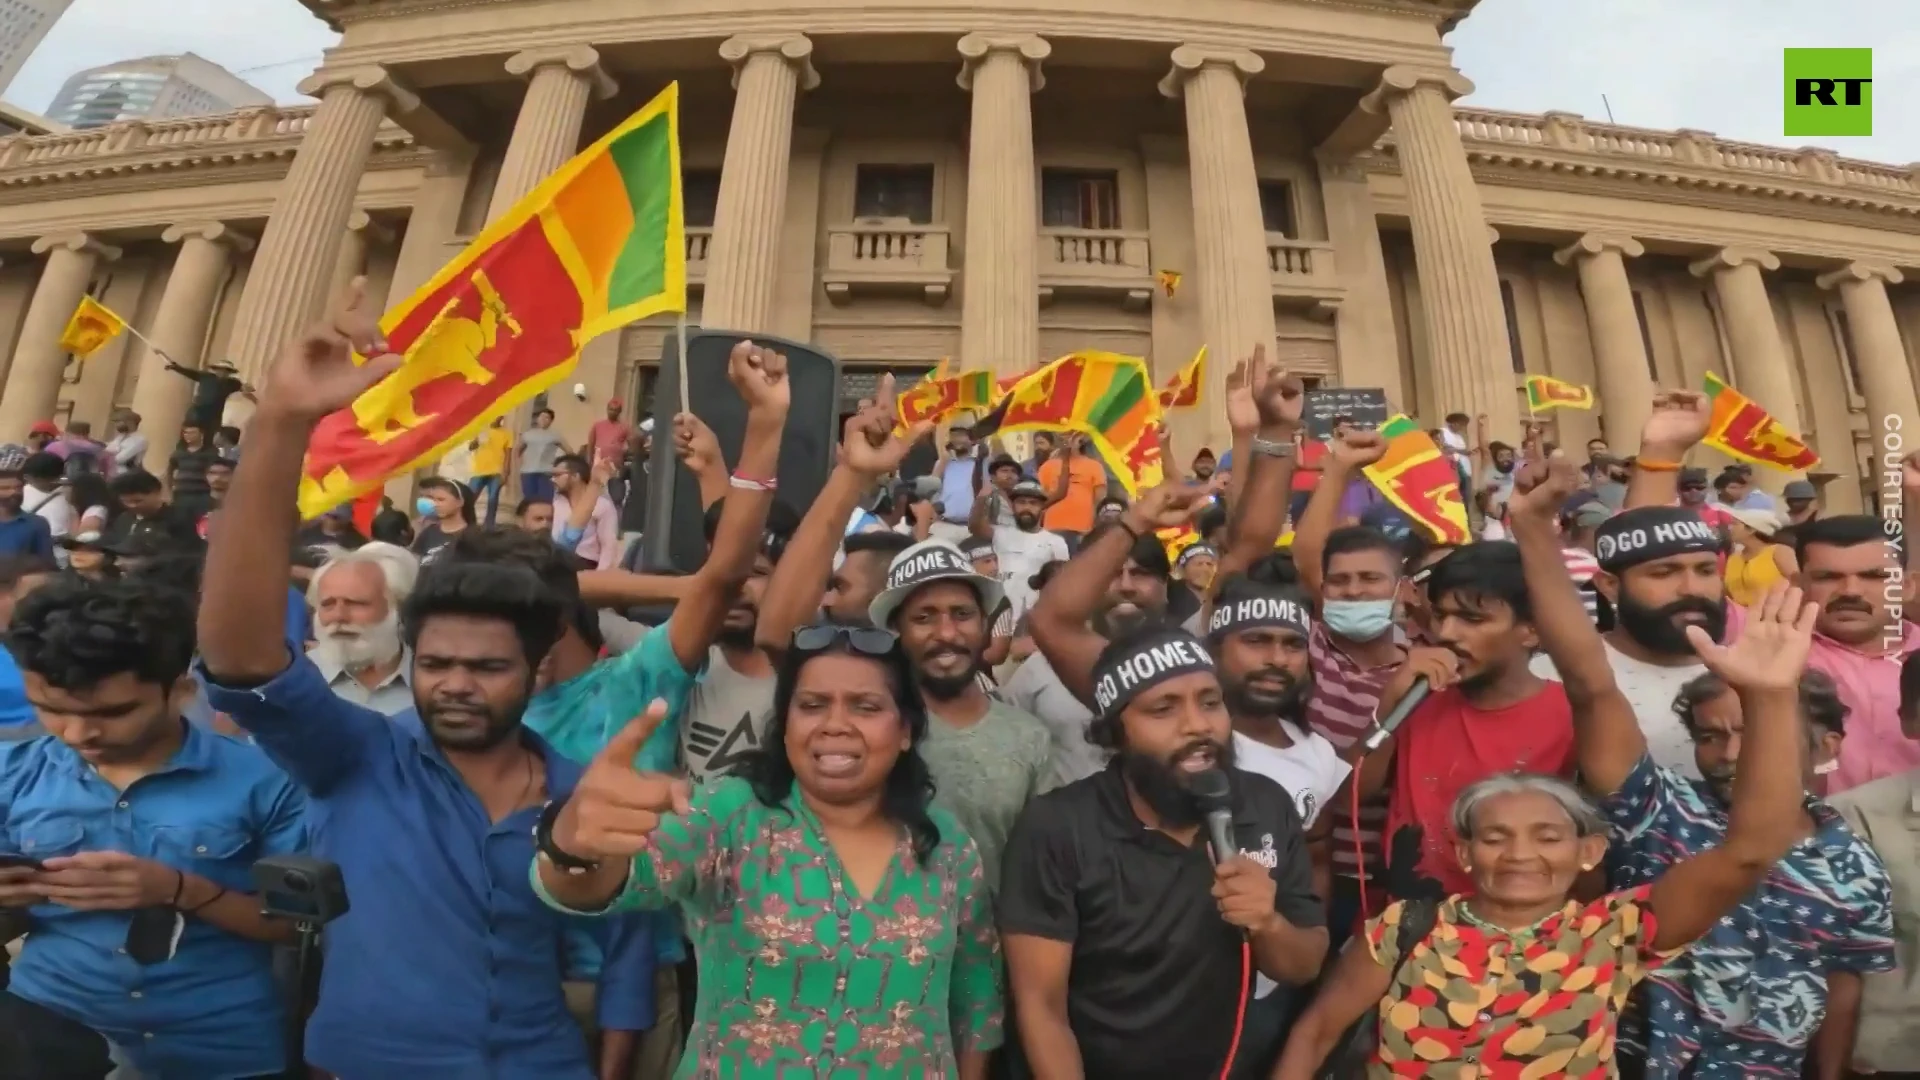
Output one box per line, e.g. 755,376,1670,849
0,0,73,94
45,53,270,129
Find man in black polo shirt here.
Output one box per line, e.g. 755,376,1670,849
999,625,1327,1080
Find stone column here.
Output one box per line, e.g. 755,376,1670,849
0,233,121,439
1159,45,1276,440
1362,67,1517,442
1818,261,1920,443
127,223,252,471
1554,232,1653,448
704,35,818,333
330,210,394,305
956,34,1048,376
490,45,618,220
225,66,417,382
1690,247,1803,481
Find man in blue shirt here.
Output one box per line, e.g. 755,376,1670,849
195,288,656,1080
0,470,52,561
0,576,307,1079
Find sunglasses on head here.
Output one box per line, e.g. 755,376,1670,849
791,625,898,655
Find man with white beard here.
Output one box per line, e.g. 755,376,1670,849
307,541,417,715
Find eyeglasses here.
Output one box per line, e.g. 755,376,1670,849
791,625,898,655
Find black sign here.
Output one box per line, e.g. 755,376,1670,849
1303,388,1389,439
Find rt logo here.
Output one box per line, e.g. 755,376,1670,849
1784,48,1872,137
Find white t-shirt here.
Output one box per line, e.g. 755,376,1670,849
25,486,71,539
1232,722,1350,999
1531,642,1706,779
1003,651,1104,788
993,526,1068,620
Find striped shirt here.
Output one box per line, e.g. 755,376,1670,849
1562,546,1602,624
1306,621,1402,879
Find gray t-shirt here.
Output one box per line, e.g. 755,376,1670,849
680,645,777,782
520,428,565,474
920,699,1055,894
1001,649,1107,790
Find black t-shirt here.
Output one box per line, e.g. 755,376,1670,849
102,504,199,552
411,522,461,564
997,764,1324,1080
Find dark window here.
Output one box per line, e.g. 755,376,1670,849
1631,291,1659,380
1832,307,1865,396
683,169,721,228
1258,180,1296,237
1040,169,1121,230
853,164,936,224
1499,279,1526,374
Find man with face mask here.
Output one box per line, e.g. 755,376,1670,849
1531,504,1745,776
869,538,1052,890
1000,624,1327,1080
0,577,307,1078
1510,458,1893,1080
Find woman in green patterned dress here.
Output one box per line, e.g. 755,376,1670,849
533,624,1004,1078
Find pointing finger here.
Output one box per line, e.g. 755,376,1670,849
599,699,669,768
670,778,693,817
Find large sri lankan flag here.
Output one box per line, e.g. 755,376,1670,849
1361,415,1470,545
1702,372,1819,472
975,350,1167,496
298,84,686,519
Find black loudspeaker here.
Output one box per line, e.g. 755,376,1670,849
636,330,841,573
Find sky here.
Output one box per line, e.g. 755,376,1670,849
2,0,1913,165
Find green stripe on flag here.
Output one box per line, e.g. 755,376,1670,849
1085,368,1148,431
605,113,675,309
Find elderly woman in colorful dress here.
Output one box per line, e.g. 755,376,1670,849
531,623,1002,1079
1272,581,1820,1079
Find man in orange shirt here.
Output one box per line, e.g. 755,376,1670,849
1037,434,1107,547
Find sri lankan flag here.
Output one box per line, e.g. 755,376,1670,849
59,296,126,359
298,83,686,518
975,350,1166,495
1361,415,1470,545
1524,374,1595,412
1702,372,1819,472
955,369,996,410
897,359,956,430
1157,347,1205,411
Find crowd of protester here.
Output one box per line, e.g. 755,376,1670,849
0,290,1917,1080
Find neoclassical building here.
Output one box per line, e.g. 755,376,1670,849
0,0,1915,511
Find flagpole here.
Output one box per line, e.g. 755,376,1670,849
675,310,690,416
120,323,179,367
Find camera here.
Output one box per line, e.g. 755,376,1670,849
572,382,589,402
252,855,349,925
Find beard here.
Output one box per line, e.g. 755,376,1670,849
310,610,403,672
1096,600,1158,638
916,644,981,701
1616,591,1727,656
418,685,529,751
1222,667,1310,722
1119,736,1236,828
1014,511,1040,530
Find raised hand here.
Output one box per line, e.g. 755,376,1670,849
1122,480,1211,533
725,340,792,420
1507,457,1582,523
1685,582,1818,692
672,412,723,477
841,373,932,478
589,452,617,487
1224,351,1261,438
1328,428,1388,471
261,277,402,421
1640,390,1712,455
1244,344,1306,432
551,700,693,861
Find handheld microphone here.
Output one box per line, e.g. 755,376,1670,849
1190,768,1237,866
1360,675,1431,753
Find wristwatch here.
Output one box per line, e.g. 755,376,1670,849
533,799,600,876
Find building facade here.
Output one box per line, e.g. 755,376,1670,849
0,0,1913,511
0,0,70,96
44,53,273,130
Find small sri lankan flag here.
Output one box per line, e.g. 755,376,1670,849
1702,372,1819,472
1157,347,1205,411
59,296,126,360
1524,374,1594,412
299,83,687,520
1157,269,1182,298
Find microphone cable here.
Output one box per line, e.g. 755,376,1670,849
1219,940,1251,1080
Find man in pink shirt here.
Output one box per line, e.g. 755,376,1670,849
586,399,635,466
549,454,621,570
1795,514,1920,793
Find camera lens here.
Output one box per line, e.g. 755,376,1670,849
285,870,314,894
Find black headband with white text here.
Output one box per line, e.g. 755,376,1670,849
1091,630,1217,717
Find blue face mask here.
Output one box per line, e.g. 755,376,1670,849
414,497,436,517
1322,598,1395,642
